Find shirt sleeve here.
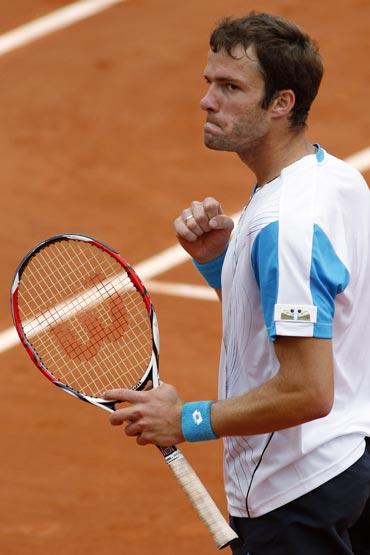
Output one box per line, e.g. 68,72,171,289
251,221,350,340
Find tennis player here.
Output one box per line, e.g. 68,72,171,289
106,12,370,554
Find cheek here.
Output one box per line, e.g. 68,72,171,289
222,107,243,129
242,105,268,126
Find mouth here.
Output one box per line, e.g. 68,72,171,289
204,121,222,134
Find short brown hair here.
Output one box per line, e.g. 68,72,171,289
210,12,323,129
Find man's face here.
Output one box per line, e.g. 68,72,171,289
201,45,270,153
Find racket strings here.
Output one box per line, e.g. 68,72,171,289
52,291,150,391
17,240,153,396
21,242,90,317
23,272,150,392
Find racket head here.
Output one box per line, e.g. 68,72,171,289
11,234,159,411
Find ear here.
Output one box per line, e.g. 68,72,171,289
269,90,296,120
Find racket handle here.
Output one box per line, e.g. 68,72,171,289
164,448,238,549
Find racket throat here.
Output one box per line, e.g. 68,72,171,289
57,382,116,412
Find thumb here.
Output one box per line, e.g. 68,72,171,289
209,215,234,232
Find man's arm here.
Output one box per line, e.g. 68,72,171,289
212,336,334,437
173,197,233,300
104,336,334,446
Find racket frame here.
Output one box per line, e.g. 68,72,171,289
10,233,238,550
11,233,157,411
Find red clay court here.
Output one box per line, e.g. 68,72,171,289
0,1,369,554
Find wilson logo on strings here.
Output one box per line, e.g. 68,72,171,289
50,273,129,362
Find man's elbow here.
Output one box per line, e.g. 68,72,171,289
306,387,334,420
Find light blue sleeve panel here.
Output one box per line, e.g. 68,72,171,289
251,222,350,340
310,224,350,338
250,221,279,339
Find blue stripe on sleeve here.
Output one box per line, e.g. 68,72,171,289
310,224,350,338
251,222,350,340
251,221,279,339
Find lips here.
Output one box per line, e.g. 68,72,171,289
204,121,221,133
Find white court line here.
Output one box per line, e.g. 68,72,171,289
1,148,370,354
0,0,123,56
345,147,370,173
147,280,218,301
1,147,369,354
0,328,21,353
133,244,191,281
0,5,368,355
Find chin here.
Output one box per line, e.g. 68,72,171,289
204,134,233,151
204,139,235,152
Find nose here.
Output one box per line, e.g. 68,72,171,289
200,85,218,112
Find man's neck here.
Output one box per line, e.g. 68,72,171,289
238,130,315,187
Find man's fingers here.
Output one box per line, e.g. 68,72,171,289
103,388,145,403
184,211,207,236
203,197,224,220
136,434,149,446
209,214,235,232
174,216,200,242
188,198,224,232
190,201,212,232
124,419,144,436
109,411,127,426
104,388,149,427
109,407,137,425
175,197,226,240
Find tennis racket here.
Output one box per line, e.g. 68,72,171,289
10,233,238,550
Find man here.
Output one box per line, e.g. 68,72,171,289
105,12,370,554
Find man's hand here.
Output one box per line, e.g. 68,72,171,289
104,383,184,447
174,197,234,263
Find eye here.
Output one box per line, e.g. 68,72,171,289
224,82,239,92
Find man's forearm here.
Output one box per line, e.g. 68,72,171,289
211,369,333,437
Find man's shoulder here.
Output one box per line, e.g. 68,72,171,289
320,150,367,185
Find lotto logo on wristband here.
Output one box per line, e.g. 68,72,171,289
182,401,219,442
192,409,203,425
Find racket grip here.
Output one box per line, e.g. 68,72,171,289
164,449,238,549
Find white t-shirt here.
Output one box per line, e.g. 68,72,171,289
220,146,370,518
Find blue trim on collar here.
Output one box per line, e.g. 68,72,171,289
315,144,325,163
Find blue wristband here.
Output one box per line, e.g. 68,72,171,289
192,249,227,289
181,401,219,442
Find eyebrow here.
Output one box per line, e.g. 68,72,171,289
203,73,245,86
